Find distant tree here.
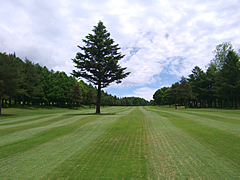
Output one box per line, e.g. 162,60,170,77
115,100,121,106
179,76,196,109
153,87,170,106
188,66,212,107
70,84,82,109
161,87,171,105
207,43,239,108
49,71,76,107
19,59,42,106
35,65,53,106
153,89,164,106
78,80,88,105
206,64,218,107
101,95,110,107
0,53,21,115
165,88,174,107
72,21,130,114
218,50,240,108
86,88,96,108
125,97,133,106
170,82,180,109
120,98,126,106
211,42,233,71
119,97,148,106
108,96,114,106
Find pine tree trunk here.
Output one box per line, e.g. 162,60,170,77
96,84,101,114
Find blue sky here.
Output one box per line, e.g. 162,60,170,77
1,0,240,101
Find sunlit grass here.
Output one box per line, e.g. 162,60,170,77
0,106,239,178
144,106,240,178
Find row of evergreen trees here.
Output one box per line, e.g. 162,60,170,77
153,42,240,109
0,52,148,115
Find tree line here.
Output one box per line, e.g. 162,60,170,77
153,42,240,109
0,52,147,115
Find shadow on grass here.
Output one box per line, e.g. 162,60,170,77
63,113,116,116
0,114,15,117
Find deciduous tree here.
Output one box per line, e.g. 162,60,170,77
153,89,164,106
211,42,233,71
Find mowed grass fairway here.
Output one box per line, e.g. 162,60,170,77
0,106,240,178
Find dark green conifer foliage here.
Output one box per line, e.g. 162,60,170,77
70,84,82,109
86,88,96,108
0,53,21,115
219,50,240,108
19,59,41,106
72,21,130,114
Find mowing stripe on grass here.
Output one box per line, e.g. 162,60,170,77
147,107,240,136
0,115,72,138
146,106,240,167
184,111,240,123
0,107,123,137
0,115,97,159
152,107,240,138
0,107,132,178
44,107,149,179
0,115,50,125
1,106,239,178
0,114,95,146
0,110,95,130
143,106,240,178
0,107,130,140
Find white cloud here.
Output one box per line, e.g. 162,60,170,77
125,87,158,101
1,0,240,99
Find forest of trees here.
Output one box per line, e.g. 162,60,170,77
2,41,239,113
0,52,148,115
153,42,240,109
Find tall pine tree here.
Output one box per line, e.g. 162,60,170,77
219,50,240,108
72,21,130,114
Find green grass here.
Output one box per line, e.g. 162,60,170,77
0,106,239,178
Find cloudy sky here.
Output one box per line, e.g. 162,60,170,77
1,0,240,101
